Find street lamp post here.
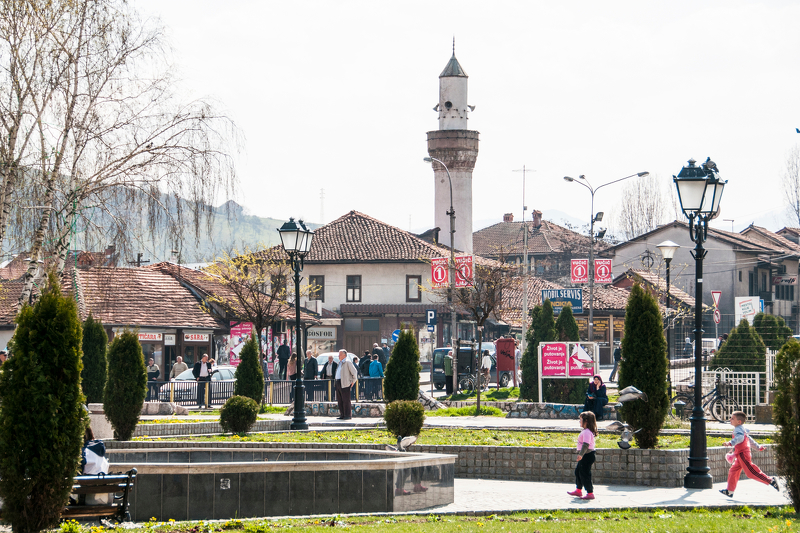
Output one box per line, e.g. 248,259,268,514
278,217,315,431
564,172,649,341
673,158,726,489
657,240,680,397
424,157,458,360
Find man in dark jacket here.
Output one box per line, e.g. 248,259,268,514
360,351,372,377
372,343,385,367
277,340,291,379
321,355,337,380
303,349,318,380
192,354,213,408
382,343,390,366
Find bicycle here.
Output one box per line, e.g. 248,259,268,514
669,375,741,422
457,367,489,393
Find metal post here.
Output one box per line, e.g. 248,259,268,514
291,265,308,430
666,257,672,398
588,193,595,342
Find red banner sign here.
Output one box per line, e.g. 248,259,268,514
571,259,588,283
541,343,568,376
455,255,474,288
431,257,448,288
594,259,613,283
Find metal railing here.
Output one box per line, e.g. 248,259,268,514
154,380,236,407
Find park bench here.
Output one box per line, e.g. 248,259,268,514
63,468,137,522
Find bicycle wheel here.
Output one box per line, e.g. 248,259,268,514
709,396,741,422
670,393,694,417
458,377,475,393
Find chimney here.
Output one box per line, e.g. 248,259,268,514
503,213,514,223
532,210,543,228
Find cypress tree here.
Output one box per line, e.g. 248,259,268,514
519,300,557,401
104,329,147,440
384,328,421,402
773,338,800,511
619,283,668,449
753,312,792,352
555,304,580,342
551,304,584,403
0,272,87,533
234,331,263,404
81,313,108,403
710,319,766,373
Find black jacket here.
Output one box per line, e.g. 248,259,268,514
277,344,291,362
303,357,318,380
321,360,338,379
192,361,212,379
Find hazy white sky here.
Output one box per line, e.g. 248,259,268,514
135,0,800,235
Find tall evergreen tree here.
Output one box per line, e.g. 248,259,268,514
81,313,108,403
519,300,557,401
555,304,580,342
104,329,147,441
619,283,668,449
234,331,264,404
384,328,421,402
711,319,767,372
753,312,792,352
773,338,800,511
0,272,87,533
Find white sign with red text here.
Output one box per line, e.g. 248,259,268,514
138,332,162,342
184,333,209,343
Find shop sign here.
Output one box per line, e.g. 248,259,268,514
184,333,209,342
772,275,797,285
164,334,176,346
138,332,162,342
541,288,583,314
307,326,337,340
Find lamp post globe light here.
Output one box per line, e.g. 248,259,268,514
563,171,649,341
656,240,680,396
673,157,726,489
278,217,315,430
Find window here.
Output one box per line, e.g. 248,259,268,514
738,271,742,283
309,275,324,301
363,319,380,331
749,272,754,296
406,275,422,302
762,273,767,293
344,318,361,331
346,275,361,302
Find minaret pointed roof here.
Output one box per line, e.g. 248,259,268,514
439,53,468,78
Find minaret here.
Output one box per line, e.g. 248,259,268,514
427,45,479,254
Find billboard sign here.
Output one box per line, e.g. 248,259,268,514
455,254,474,288
571,259,588,283
594,259,613,283
568,343,596,377
541,288,583,314
540,342,568,376
431,257,448,288
772,275,797,285
734,296,759,325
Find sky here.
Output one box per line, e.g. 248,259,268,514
134,0,800,235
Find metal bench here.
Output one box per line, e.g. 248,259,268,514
63,468,136,522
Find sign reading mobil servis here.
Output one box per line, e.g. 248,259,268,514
541,288,583,314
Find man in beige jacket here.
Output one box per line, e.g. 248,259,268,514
335,349,357,420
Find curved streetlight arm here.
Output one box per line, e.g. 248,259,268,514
594,171,649,194
424,157,454,211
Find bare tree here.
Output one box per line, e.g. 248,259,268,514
782,145,800,227
614,173,669,240
0,0,239,304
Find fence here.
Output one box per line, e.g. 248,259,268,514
703,369,763,421
153,380,236,407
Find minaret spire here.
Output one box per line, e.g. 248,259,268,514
452,36,455,55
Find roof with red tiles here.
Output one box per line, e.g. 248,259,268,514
0,281,24,327
473,219,597,258
613,268,696,309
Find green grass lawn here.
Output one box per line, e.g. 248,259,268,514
159,427,761,449
61,508,798,533
427,406,506,417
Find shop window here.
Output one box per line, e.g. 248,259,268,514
406,275,422,302
346,275,361,302
344,318,361,331
363,319,380,331
309,275,324,301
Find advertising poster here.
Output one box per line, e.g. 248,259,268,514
431,257,448,288
568,343,595,377
541,342,567,376
228,322,254,366
735,296,760,325
571,259,588,283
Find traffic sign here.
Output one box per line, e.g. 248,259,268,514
427,325,435,332
713,308,721,324
711,290,721,307
426,309,437,325
391,329,400,342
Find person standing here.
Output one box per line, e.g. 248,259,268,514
335,350,357,420
287,353,298,380
360,351,372,377
146,358,160,401
369,354,384,378
609,344,622,382
480,350,492,390
321,355,338,380
192,354,212,409
443,350,454,395
170,356,188,379
303,349,318,380
277,340,291,380
683,337,693,356
719,411,780,498
372,343,385,366
568,411,598,500
381,343,391,366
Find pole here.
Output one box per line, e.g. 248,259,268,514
666,257,672,398
588,192,595,342
290,262,308,430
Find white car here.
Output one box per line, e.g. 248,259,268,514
314,352,356,378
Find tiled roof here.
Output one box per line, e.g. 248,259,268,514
501,276,564,328
614,268,696,309
740,224,800,256
591,285,632,311
473,219,595,258
0,281,24,326
339,303,450,315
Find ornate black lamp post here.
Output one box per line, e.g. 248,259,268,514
673,158,726,489
278,217,315,430
657,240,679,396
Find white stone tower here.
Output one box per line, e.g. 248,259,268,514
427,47,479,254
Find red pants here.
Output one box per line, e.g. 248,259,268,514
727,443,771,492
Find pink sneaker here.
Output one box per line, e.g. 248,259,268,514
581,493,595,500
567,489,583,497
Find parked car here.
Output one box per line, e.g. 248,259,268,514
158,365,236,402
431,345,511,390
314,352,356,378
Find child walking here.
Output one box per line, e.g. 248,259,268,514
719,410,779,498
568,411,597,500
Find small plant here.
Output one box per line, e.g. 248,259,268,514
220,395,259,435
384,400,425,438
60,520,83,533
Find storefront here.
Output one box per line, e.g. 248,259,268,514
109,327,214,381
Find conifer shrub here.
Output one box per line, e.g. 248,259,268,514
552,303,584,403
519,300,557,401
710,319,766,372
219,395,259,435
104,329,147,440
384,400,425,438
619,283,669,449
234,331,263,404
81,313,108,403
753,312,792,352
773,338,800,511
384,328,421,402
0,272,87,533
555,304,580,342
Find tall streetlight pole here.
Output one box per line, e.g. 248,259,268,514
657,240,680,397
673,157,726,489
278,218,315,431
424,157,458,356
563,171,649,341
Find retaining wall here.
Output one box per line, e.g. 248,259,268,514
133,419,291,438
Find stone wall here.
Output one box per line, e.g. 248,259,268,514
133,418,291,438
285,402,385,418
441,401,619,420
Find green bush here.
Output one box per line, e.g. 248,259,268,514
384,328,421,402
710,319,766,372
619,283,669,449
555,304,580,342
384,400,425,438
0,272,87,533
542,379,586,404
519,300,557,401
104,329,147,441
773,338,800,511
234,332,263,404
220,395,259,434
753,312,792,353
81,313,108,403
